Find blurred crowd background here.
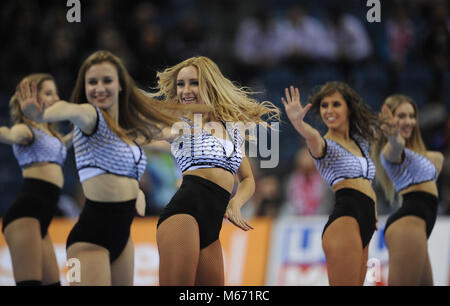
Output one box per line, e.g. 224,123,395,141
0,0,449,220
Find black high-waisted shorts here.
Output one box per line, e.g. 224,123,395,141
384,191,438,238
157,175,231,249
2,178,60,238
66,198,136,263
322,188,376,248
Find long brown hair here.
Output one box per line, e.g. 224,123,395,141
71,50,207,144
372,94,426,204
309,81,380,142
9,73,62,138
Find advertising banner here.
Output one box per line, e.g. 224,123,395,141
0,217,272,286
1,216,448,286
265,216,450,285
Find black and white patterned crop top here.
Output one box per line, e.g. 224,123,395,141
170,120,245,175
380,148,437,192
12,126,67,169
73,106,147,182
312,135,376,187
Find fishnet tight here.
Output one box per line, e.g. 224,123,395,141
157,214,224,285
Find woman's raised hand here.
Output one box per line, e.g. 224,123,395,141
281,86,312,133
379,104,399,140
17,81,43,122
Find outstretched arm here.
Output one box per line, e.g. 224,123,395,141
0,124,33,145
150,117,202,142
380,104,405,163
144,139,172,152
225,156,255,231
18,81,97,134
62,130,74,149
282,86,325,158
150,125,177,142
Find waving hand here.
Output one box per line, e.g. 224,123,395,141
379,104,405,163
281,86,312,133
17,81,44,122
281,86,324,158
379,104,400,140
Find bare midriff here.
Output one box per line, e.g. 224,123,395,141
22,162,64,188
400,180,438,197
82,174,140,202
182,167,234,193
332,178,376,202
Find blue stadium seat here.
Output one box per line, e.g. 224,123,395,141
397,63,433,109
305,63,345,89
351,62,389,110
442,68,450,110
261,66,297,107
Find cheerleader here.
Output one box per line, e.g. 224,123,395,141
282,82,380,285
1,73,71,285
372,94,444,285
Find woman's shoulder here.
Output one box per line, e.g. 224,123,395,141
12,123,33,131
425,150,444,173
425,150,444,159
7,123,34,146
12,123,34,137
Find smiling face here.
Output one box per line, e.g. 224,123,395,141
38,80,59,109
393,102,416,140
319,91,349,131
176,65,204,105
85,61,122,113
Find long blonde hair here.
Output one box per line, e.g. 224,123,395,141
372,94,426,204
9,73,62,139
71,50,206,144
149,56,280,127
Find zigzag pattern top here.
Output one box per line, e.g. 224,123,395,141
73,106,147,182
171,120,244,175
312,135,376,186
13,127,67,169
380,148,437,192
